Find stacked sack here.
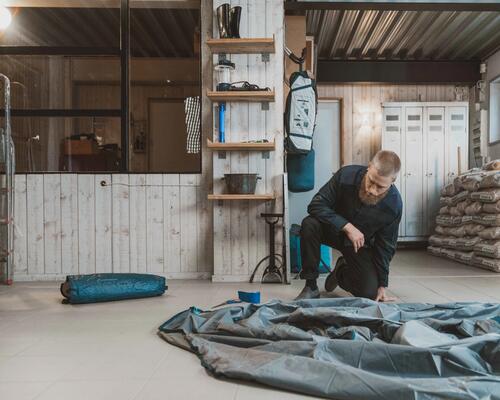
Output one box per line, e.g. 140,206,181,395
427,159,500,273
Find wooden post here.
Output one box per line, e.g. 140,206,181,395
457,146,462,175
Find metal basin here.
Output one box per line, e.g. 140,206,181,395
223,173,261,194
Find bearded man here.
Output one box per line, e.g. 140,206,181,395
295,150,402,302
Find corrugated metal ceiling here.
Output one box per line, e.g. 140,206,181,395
0,7,199,57
306,10,500,60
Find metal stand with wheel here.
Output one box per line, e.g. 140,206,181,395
250,213,284,284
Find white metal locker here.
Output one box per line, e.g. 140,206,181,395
445,106,468,183
424,107,445,234
382,101,468,241
404,107,425,237
382,107,404,237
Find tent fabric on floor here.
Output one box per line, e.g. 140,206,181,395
158,298,500,400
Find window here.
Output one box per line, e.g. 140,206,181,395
489,76,500,144
0,1,201,173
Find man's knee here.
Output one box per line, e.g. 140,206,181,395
301,216,321,238
352,282,378,300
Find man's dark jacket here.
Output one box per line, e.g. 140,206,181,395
307,165,402,287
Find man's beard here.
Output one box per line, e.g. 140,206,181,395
359,176,389,205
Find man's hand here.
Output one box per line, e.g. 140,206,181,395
342,223,364,253
375,287,396,302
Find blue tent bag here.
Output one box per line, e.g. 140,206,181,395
60,273,167,304
287,150,315,193
290,224,331,273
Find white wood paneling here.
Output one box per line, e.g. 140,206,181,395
26,175,44,276
13,175,27,275
180,175,198,273
112,174,130,273
60,174,78,275
163,174,181,273
209,0,284,281
212,0,233,278
78,175,96,275
14,173,209,280
43,174,62,274
129,174,147,273
146,174,164,273
95,174,112,273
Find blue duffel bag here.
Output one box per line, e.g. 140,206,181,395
60,273,167,304
287,150,315,192
289,224,331,274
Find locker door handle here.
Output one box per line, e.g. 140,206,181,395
428,172,433,177
407,172,412,177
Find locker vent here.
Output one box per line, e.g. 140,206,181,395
451,125,463,131
429,126,442,132
451,114,464,120
429,115,442,121
408,115,420,121
408,126,420,132
386,115,398,121
386,126,399,132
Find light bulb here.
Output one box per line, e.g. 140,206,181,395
0,6,12,30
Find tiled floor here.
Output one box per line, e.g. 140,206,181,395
1,249,499,400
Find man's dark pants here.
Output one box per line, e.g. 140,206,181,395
300,216,379,299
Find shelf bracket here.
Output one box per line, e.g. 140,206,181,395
261,102,269,111
218,53,228,62
218,151,227,159
261,53,270,62
262,150,270,159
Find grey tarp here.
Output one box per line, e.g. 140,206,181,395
158,297,500,399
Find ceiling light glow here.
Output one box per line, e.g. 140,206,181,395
0,6,12,30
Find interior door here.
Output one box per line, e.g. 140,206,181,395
404,106,424,237
425,107,445,235
148,99,199,172
445,106,468,183
382,107,404,237
288,100,341,227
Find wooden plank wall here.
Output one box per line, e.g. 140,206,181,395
318,84,471,166
210,0,284,282
13,174,212,281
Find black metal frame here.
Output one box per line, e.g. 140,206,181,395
0,46,121,56
0,0,202,174
285,1,500,12
317,60,481,84
120,0,130,171
0,109,122,118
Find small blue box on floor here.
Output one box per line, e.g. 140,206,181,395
290,224,331,274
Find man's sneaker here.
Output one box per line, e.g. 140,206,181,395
294,285,320,300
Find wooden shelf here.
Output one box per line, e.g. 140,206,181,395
208,194,275,201
207,139,275,151
207,38,275,54
207,90,275,102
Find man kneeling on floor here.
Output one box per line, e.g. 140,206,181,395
296,150,402,302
